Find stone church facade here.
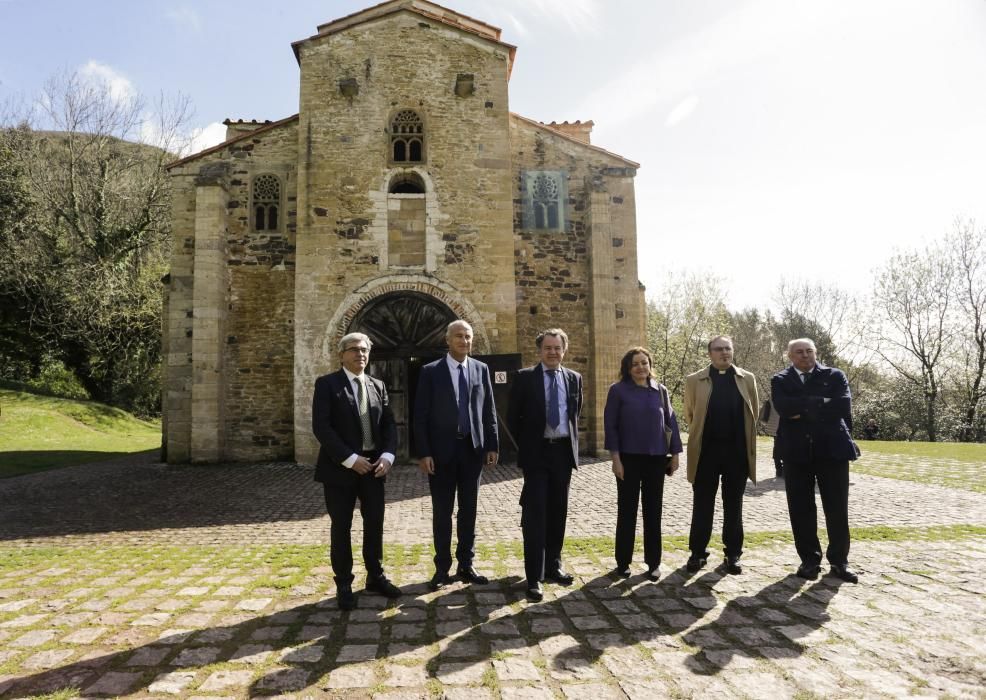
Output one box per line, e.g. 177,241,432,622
163,0,645,465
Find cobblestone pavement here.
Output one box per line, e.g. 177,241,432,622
0,451,985,698
1,451,985,547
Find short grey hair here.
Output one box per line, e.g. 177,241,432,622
338,332,372,354
786,338,817,352
446,319,473,338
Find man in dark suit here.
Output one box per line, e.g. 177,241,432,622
414,320,499,591
312,331,401,610
772,338,859,584
508,328,583,601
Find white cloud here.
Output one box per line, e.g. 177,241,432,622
78,60,136,105
503,12,528,38
577,0,852,129
495,0,599,37
165,6,203,33
665,95,698,128
187,121,227,154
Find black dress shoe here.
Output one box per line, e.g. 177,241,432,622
365,575,401,598
526,582,544,602
611,566,632,578
456,566,489,585
645,566,660,582
829,564,859,584
796,561,821,580
545,569,575,586
685,555,707,573
724,557,742,575
429,571,454,591
337,587,357,611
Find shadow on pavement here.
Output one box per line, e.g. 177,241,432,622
0,451,527,542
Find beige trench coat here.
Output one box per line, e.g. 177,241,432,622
683,365,760,484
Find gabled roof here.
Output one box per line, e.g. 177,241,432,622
291,0,516,76
511,113,640,169
165,114,299,171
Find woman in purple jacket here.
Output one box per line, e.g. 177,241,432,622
604,346,683,581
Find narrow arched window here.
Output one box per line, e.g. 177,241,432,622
390,110,425,163
252,174,281,232
533,173,560,230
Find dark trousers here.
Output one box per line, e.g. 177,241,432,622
784,459,851,566
429,438,483,572
614,452,667,570
322,461,385,588
688,441,748,559
521,440,574,583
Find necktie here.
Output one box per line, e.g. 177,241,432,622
547,369,561,429
457,364,470,436
801,372,808,384
356,377,373,450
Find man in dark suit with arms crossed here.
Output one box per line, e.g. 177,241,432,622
414,320,499,591
312,332,401,609
772,338,859,583
508,328,583,601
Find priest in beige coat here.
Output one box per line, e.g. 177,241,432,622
683,335,759,575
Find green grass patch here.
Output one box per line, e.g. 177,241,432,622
756,437,986,493
0,387,160,478
851,439,986,462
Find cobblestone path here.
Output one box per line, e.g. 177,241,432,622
0,450,984,698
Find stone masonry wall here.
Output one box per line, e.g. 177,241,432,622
293,12,517,463
165,121,298,462
510,117,644,454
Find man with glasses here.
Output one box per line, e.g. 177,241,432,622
683,335,760,575
312,332,400,610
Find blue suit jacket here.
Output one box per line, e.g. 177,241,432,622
413,356,499,464
507,364,582,471
771,362,857,464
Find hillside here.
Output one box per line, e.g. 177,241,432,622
0,388,161,478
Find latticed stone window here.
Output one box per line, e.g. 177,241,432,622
253,174,280,231
522,170,566,231
391,110,424,163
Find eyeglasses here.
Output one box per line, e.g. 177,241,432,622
710,346,732,352
344,346,370,354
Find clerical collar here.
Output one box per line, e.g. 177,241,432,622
709,365,735,377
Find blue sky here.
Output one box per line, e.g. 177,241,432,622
2,0,985,311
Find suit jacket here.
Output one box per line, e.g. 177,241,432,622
507,364,583,471
311,369,397,482
771,362,857,464
413,356,499,464
683,365,760,483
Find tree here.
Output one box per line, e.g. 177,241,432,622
0,71,190,413
948,218,986,441
646,272,730,403
872,243,955,442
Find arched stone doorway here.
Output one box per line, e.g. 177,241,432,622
348,291,456,459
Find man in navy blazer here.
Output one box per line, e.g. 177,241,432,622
312,332,401,609
772,338,859,583
507,328,583,601
414,319,499,590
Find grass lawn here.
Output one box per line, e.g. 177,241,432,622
755,436,986,493
0,388,160,478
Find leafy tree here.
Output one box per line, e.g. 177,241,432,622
646,271,730,405
0,71,189,414
872,243,954,442
948,218,986,441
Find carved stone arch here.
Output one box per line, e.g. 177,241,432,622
381,166,433,194
324,275,490,361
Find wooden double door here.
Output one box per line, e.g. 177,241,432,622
351,292,521,462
